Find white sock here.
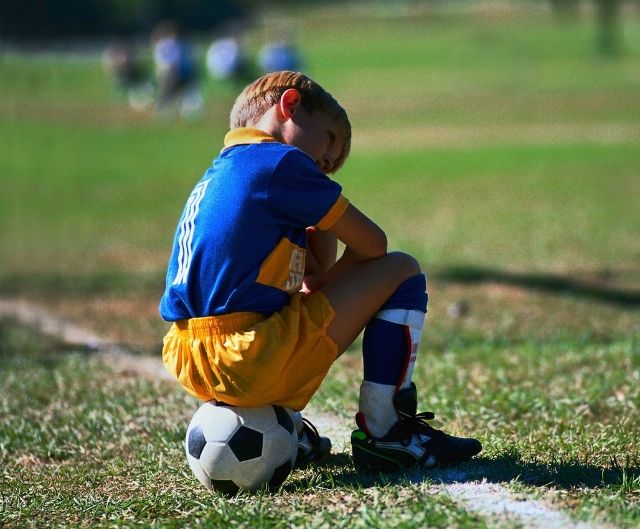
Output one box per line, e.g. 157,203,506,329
358,380,398,438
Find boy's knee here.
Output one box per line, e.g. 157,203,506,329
379,271,428,312
386,251,422,280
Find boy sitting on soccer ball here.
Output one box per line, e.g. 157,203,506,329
160,71,481,471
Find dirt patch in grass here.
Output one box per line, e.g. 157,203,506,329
14,454,46,468
353,121,640,151
0,99,230,129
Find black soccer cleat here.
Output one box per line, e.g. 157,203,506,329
295,417,332,468
351,383,482,473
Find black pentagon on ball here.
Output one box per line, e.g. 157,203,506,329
228,425,263,461
268,459,293,491
187,425,207,459
272,405,295,435
211,479,240,496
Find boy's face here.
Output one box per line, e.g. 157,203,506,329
278,92,344,174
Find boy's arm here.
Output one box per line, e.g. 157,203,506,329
305,227,338,275
303,227,337,294
303,204,387,293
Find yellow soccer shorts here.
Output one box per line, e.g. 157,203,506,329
162,291,338,411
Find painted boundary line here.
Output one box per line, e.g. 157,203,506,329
0,297,611,529
314,412,609,529
0,298,108,350
0,297,172,381
442,481,596,529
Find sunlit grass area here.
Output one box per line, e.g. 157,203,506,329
1,3,639,528
2,9,639,277
1,310,638,527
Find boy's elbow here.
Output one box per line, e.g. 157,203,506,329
349,228,386,260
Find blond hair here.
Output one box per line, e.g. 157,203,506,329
229,71,351,173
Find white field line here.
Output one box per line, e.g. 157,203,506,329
0,298,108,350
442,481,596,529
0,298,612,529
0,297,172,381
310,413,611,529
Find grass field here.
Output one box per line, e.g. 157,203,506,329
1,3,640,528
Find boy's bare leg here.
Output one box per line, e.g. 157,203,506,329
294,251,420,467
320,251,421,354
319,251,482,471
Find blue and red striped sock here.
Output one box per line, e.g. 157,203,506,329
358,274,428,437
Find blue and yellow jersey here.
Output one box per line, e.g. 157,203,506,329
160,128,349,321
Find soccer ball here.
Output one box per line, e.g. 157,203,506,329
185,402,298,494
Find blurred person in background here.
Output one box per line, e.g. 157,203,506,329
257,39,304,74
102,40,154,112
151,21,203,119
206,32,253,87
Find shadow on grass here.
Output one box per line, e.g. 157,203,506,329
286,452,639,492
0,321,73,368
5,268,639,307
435,266,640,308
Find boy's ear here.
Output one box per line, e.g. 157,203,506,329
278,88,301,120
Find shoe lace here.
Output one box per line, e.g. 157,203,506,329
398,410,444,439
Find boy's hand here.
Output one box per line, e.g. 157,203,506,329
301,273,325,295
303,228,334,294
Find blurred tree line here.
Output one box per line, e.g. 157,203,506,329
0,0,246,40
550,0,624,56
0,0,629,57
